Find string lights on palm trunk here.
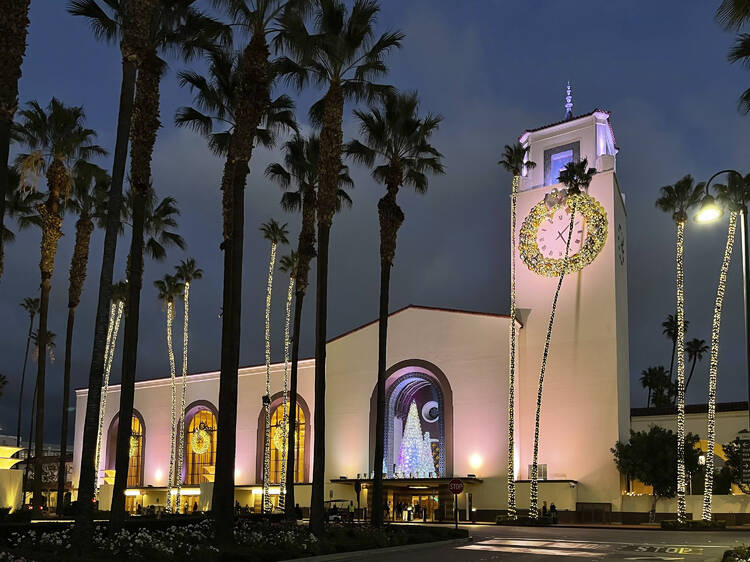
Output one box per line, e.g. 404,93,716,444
166,300,177,512
176,281,190,511
263,241,278,513
94,298,124,496
675,221,687,524
703,211,737,521
530,197,578,520
507,174,519,519
279,273,295,509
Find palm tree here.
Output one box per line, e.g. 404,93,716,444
655,174,703,524
15,297,40,447
662,314,691,386
0,374,6,398
68,0,158,535
93,280,128,497
107,2,224,528
640,367,656,408
174,31,297,535
3,168,43,273
277,0,403,533
154,273,185,511
57,162,110,513
701,172,749,520
529,158,595,519
344,91,444,526
111,185,185,519
174,257,203,508
498,142,535,519
685,338,709,392
0,0,31,281
277,251,297,510
266,133,353,518
14,98,106,507
259,219,289,512
718,1,750,112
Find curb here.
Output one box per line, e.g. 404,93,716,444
281,537,472,561
499,523,750,532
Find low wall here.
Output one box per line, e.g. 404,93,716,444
622,494,750,522
513,480,578,511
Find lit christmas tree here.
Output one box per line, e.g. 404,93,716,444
397,401,437,477
421,431,437,477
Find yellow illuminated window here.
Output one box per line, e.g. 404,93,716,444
128,415,143,487
268,403,305,483
185,409,217,485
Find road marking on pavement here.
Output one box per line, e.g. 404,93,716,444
623,558,684,561
459,544,603,557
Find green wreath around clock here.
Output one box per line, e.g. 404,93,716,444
519,191,608,277
191,426,211,455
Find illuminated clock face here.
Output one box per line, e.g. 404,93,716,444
519,191,608,277
535,209,585,260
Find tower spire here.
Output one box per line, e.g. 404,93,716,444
564,81,573,120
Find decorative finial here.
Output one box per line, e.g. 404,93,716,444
565,81,573,120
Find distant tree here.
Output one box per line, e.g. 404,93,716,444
661,314,690,385
0,373,7,398
722,437,750,494
612,427,700,520
685,338,709,392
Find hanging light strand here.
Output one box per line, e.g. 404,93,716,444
507,174,519,519
94,301,116,494
94,298,124,496
530,196,578,519
263,241,278,513
176,281,190,512
166,300,177,513
703,211,737,521
279,274,295,509
675,221,687,523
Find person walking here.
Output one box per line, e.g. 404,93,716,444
550,502,558,524
348,500,355,523
542,501,548,517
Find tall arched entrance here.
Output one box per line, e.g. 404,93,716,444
368,360,455,521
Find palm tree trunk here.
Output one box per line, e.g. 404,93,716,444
529,199,577,519
278,274,294,510
58,215,94,513
703,212,738,521
166,300,177,512
16,313,35,446
0,0,31,280
507,174,520,518
669,339,676,386
310,224,330,536
24,374,38,505
213,33,269,543
310,80,344,538
33,159,65,508
110,47,161,528
284,288,304,520
56,308,75,513
372,189,404,528
75,53,138,538
675,222,687,523
686,358,698,392
262,241,278,512
176,281,191,510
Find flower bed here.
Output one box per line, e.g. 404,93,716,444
0,519,467,561
723,545,750,561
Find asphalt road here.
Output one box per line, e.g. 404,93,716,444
380,524,750,562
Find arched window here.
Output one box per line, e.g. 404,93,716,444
184,403,217,485
257,394,311,484
105,411,145,487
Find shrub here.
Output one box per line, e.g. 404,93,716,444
496,515,552,526
723,544,750,561
661,519,726,530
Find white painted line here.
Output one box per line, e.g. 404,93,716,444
481,539,609,550
490,537,731,548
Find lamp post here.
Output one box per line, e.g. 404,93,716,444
696,169,750,432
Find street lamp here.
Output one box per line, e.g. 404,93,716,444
696,169,750,432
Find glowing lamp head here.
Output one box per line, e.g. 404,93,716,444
469,453,482,471
695,194,723,224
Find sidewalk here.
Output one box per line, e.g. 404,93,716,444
390,520,750,531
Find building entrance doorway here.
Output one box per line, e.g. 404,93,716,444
386,486,439,522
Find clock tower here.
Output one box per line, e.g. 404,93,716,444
514,100,630,509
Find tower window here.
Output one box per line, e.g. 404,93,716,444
544,142,580,186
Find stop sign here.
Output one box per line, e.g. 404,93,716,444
448,479,464,495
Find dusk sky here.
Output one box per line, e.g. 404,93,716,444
1,1,749,442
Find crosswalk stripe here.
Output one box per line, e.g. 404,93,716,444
458,544,603,558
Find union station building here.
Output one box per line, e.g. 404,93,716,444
62,107,750,523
